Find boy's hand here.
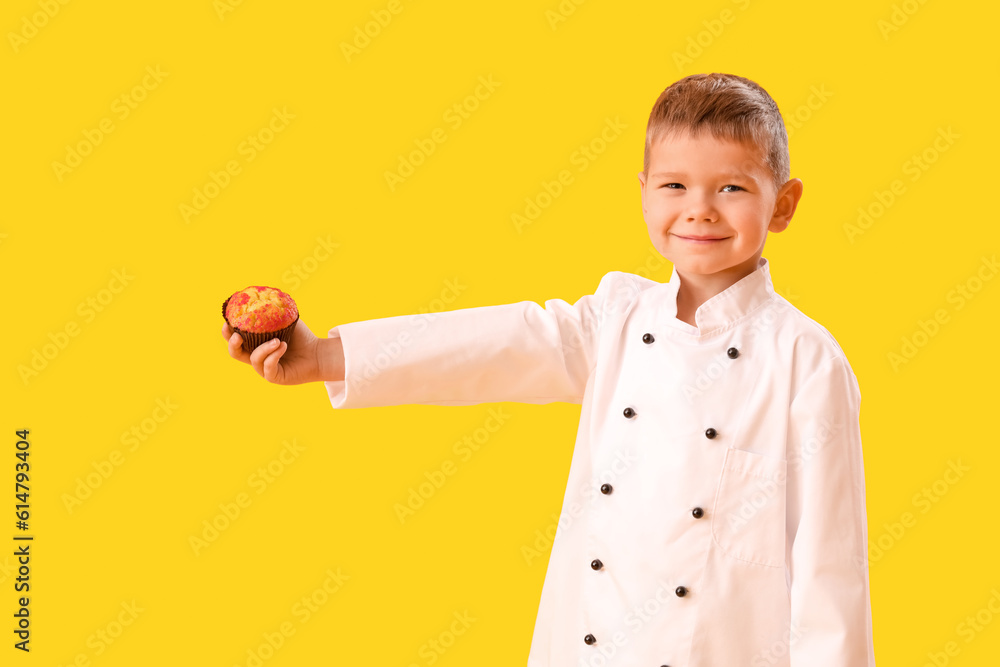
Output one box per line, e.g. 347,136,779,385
221,319,344,385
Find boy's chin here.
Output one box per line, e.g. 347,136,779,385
672,258,755,278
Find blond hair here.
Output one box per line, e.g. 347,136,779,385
643,73,790,191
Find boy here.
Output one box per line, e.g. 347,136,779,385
222,73,876,666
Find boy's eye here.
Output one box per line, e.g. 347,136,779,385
658,183,744,191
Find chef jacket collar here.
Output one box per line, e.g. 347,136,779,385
660,256,776,335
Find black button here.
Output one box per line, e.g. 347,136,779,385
705,428,717,439
727,346,739,359
584,634,596,645
623,407,636,419
675,586,688,597
642,333,655,344
600,483,613,495
692,507,704,519
591,559,603,570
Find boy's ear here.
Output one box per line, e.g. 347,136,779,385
637,171,648,214
768,178,803,233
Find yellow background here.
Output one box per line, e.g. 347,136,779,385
3,0,998,664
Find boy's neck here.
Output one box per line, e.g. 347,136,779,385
673,260,761,327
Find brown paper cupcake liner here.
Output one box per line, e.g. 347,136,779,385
223,296,299,354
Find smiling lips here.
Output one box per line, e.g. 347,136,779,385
674,233,728,243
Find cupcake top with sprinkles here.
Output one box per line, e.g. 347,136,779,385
224,286,298,333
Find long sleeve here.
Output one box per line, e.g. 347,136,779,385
786,355,876,665
323,272,618,409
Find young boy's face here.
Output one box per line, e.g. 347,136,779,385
637,131,802,283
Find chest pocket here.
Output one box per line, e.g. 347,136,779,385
711,447,787,568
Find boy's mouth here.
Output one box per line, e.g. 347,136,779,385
674,233,728,243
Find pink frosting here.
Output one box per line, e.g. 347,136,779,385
225,286,298,332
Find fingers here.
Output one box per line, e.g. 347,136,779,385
223,323,252,364
250,338,285,381
223,321,287,383
262,341,287,382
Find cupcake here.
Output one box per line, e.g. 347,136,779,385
222,286,299,353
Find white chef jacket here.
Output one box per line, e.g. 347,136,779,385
324,256,876,667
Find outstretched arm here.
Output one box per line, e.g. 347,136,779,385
323,273,621,409
220,272,626,407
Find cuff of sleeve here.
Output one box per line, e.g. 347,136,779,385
323,325,350,409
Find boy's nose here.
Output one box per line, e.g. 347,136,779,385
684,197,718,222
